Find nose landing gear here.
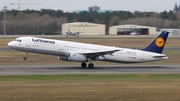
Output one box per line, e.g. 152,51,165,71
23,52,28,61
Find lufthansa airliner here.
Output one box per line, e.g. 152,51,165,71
8,31,169,68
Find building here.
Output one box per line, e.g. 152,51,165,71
160,29,180,35
173,3,180,13
88,5,100,11
109,24,157,35
62,22,105,35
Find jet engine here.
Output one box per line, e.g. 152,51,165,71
58,53,87,62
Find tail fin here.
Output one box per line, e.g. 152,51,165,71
142,31,169,54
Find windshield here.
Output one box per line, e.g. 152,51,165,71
14,39,22,42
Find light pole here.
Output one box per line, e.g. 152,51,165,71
3,6,7,35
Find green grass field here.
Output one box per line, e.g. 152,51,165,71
0,74,180,101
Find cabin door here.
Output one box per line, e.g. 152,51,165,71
59,42,63,51
140,52,145,61
26,37,31,47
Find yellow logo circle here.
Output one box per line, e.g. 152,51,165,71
155,37,165,48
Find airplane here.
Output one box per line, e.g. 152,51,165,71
8,31,169,69
66,30,81,37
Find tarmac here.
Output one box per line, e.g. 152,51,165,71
0,65,180,75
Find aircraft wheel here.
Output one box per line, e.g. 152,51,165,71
81,62,87,68
23,57,27,61
88,63,94,69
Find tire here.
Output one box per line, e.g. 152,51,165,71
88,63,94,69
81,62,87,68
23,57,27,61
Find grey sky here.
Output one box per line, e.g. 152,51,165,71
0,0,179,12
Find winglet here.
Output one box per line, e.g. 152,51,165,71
142,31,169,54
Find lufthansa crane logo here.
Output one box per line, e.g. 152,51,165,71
155,37,165,48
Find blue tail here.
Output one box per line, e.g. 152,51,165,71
142,31,169,54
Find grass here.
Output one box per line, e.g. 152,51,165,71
0,74,180,101
0,74,180,82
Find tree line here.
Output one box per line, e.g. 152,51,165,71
0,9,179,35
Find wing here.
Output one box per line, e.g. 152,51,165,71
68,49,120,58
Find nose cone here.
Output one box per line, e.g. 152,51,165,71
7,41,14,48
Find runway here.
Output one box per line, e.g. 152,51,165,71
0,65,180,75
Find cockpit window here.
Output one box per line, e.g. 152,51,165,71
14,39,22,42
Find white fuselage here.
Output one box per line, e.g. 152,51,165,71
8,37,168,63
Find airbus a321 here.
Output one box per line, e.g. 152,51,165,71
8,31,169,68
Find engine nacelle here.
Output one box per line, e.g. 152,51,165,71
58,53,86,62
69,53,86,62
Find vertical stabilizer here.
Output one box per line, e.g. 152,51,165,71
142,31,169,54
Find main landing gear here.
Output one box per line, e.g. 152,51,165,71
81,62,94,69
81,58,94,69
88,63,94,69
81,62,87,67
23,52,28,61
